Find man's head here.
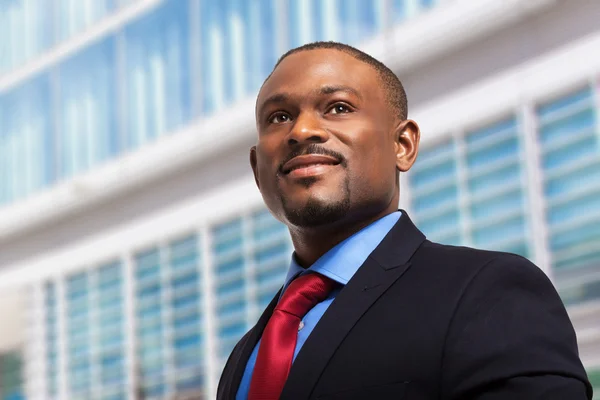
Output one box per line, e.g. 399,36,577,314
250,42,420,229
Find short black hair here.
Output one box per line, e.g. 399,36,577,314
265,41,408,121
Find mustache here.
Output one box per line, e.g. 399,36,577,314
278,144,347,174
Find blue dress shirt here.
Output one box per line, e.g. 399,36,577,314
235,211,401,400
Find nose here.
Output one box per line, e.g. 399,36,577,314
286,112,329,146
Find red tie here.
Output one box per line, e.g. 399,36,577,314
248,272,337,400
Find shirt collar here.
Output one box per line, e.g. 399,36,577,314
282,211,402,291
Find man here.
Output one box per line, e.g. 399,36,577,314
217,41,592,399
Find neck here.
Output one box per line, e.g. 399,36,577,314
288,205,397,268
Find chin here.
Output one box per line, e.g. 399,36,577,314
280,193,350,228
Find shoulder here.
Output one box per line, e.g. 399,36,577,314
413,240,547,282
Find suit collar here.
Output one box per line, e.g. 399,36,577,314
280,210,425,399
283,211,402,289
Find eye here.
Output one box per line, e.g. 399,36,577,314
328,103,353,115
268,112,292,124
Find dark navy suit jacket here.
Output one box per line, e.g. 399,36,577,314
218,211,592,399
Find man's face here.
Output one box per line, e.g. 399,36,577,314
251,49,401,228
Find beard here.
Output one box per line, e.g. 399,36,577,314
279,176,351,227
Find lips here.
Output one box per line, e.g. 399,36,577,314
282,154,341,175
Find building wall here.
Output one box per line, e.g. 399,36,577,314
0,0,599,399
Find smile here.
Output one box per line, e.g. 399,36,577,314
282,154,341,178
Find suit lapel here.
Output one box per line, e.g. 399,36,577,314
280,211,426,399
225,288,282,399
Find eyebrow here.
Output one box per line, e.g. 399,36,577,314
318,85,362,100
257,93,290,119
257,85,363,119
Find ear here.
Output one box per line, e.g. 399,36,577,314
393,119,420,172
249,146,261,189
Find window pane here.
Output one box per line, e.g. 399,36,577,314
0,74,53,206
537,87,600,305
0,0,52,73
125,0,191,149
58,38,117,178
57,0,115,40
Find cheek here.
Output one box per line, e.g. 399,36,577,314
350,135,397,190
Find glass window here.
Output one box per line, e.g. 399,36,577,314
537,87,600,305
0,74,53,206
409,117,530,257
44,283,59,398
125,0,191,150
0,0,52,73
58,38,117,178
66,272,92,396
57,0,115,40
245,0,278,92
287,0,383,47
337,0,381,45
465,118,529,255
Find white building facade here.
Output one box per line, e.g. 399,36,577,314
0,0,599,399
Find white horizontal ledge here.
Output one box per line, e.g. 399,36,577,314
0,0,165,93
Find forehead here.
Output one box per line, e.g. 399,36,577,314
258,49,382,105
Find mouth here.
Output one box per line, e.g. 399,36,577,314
281,154,341,178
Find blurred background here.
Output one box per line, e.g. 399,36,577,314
0,0,599,399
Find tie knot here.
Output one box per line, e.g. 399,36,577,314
276,273,337,319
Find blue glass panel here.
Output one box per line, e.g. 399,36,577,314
200,0,232,112
416,139,454,165
144,383,165,398
214,236,244,254
174,333,201,349
217,278,245,297
125,0,191,149
253,222,287,242
418,209,460,236
548,192,600,226
466,137,519,169
219,321,247,340
470,190,524,220
57,0,115,39
246,0,278,89
466,118,516,145
254,242,288,264
0,73,53,205
176,374,204,392
545,161,600,199
215,257,245,276
256,270,286,288
413,186,458,214
555,249,600,271
218,299,245,316
539,108,594,146
58,37,117,178
171,270,199,288
337,0,378,45
550,218,600,252
0,0,53,73
468,163,521,195
472,216,525,247
410,160,456,190
537,87,592,119
213,218,243,239
172,292,200,309
543,134,597,171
